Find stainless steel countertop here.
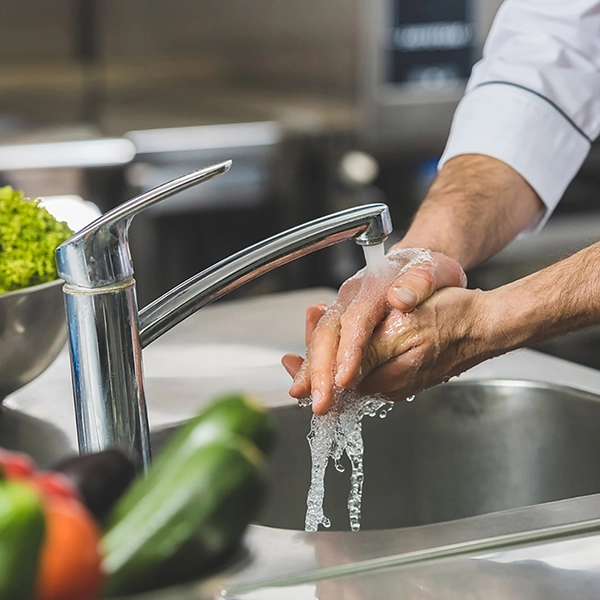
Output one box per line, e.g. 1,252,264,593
7,287,600,599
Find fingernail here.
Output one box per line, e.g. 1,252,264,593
393,286,417,306
334,364,347,387
312,388,323,408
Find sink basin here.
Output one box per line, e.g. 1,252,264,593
252,379,600,531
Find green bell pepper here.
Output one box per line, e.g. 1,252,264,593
0,476,45,600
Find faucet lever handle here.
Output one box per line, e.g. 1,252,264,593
106,160,232,227
56,161,232,288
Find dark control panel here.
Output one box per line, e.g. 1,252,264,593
386,0,475,88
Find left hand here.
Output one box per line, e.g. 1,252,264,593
358,286,487,401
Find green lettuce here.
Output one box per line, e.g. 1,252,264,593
0,187,73,294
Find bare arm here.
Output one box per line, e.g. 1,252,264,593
394,154,544,270
387,153,544,312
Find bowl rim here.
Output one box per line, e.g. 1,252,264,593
0,278,64,298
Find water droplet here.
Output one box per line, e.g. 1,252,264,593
405,395,415,403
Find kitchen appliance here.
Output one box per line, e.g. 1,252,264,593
359,0,503,151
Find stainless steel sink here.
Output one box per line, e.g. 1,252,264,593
252,379,600,531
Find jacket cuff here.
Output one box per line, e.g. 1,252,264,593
439,83,591,235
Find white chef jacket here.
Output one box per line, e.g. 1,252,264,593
439,0,600,234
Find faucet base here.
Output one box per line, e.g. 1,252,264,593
64,279,151,470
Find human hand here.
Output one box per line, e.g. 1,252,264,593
283,285,487,411
281,248,466,413
358,286,487,401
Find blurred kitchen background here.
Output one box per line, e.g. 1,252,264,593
2,0,600,367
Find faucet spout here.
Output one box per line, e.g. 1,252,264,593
139,203,392,348
56,163,392,469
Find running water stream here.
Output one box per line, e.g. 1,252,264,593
304,245,432,531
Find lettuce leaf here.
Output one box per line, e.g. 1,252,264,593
0,187,73,293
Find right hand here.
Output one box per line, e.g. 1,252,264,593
281,247,466,414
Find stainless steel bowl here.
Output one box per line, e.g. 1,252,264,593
0,279,67,401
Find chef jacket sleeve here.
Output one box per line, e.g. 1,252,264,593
439,0,600,234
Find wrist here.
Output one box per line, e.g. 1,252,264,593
481,282,549,356
441,287,526,366
429,287,500,371
456,289,504,364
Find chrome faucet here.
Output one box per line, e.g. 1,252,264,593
56,161,392,470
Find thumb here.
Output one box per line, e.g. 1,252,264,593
387,252,466,312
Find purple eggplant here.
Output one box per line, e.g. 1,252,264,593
52,449,136,521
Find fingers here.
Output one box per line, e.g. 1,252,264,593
286,304,344,414
285,303,330,401
334,293,390,389
285,353,311,400
359,310,415,381
305,303,328,346
388,266,436,311
308,309,343,414
359,352,421,399
281,353,304,379
358,317,428,400
388,253,467,312
302,281,362,414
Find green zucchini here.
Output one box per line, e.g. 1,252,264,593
112,392,274,521
102,432,266,596
192,393,275,455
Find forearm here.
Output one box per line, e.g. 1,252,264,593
481,241,600,355
393,154,544,271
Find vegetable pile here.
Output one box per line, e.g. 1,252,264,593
0,392,274,599
0,187,72,294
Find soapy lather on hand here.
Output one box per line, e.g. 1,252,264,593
282,247,467,413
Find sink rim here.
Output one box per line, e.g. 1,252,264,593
227,492,600,595
147,376,600,430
